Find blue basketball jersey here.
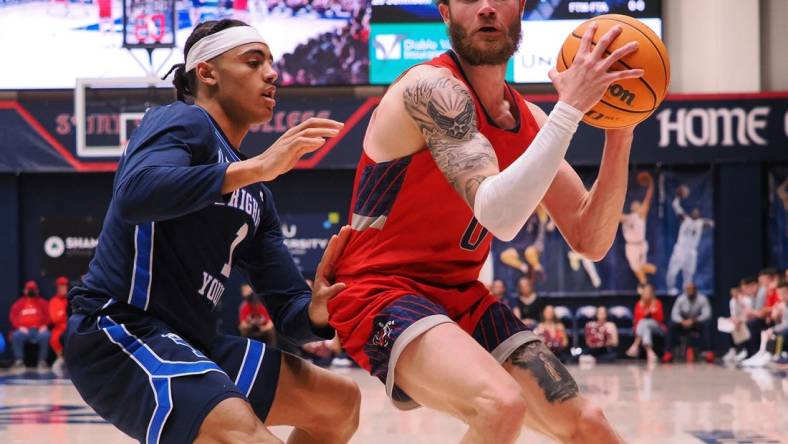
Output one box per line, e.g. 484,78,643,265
71,101,330,351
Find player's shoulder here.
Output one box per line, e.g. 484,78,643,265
142,101,211,134
384,64,467,101
400,64,457,83
130,101,213,152
523,100,548,126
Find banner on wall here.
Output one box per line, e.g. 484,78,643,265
492,167,715,298
3,93,788,172
768,168,788,270
40,216,102,279
279,212,345,278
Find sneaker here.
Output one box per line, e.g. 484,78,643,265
626,345,639,358
647,350,658,364
741,350,764,364
686,347,695,363
330,357,352,368
579,355,596,366
11,360,25,370
735,349,748,362
704,351,714,363
742,351,772,368
661,352,673,363
52,357,66,375
37,360,49,371
722,348,737,363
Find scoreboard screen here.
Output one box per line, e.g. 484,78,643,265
369,0,663,84
122,0,177,49
0,0,661,88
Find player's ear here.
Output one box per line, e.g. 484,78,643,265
195,61,218,88
438,1,450,25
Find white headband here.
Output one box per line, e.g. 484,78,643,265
185,26,267,72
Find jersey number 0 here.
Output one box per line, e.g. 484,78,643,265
460,217,489,251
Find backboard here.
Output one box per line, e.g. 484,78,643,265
74,77,174,158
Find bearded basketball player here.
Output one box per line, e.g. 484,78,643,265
329,0,644,442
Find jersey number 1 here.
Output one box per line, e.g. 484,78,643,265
221,223,249,278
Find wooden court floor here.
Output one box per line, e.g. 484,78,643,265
1,363,786,443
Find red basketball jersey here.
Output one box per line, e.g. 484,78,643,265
335,52,540,288
328,52,542,370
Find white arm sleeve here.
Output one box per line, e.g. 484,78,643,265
473,101,583,241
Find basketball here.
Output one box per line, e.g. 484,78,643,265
677,184,691,198
556,14,671,129
637,171,652,186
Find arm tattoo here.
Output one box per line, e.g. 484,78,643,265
464,175,487,205
509,341,579,404
403,77,498,205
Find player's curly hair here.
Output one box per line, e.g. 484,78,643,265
167,19,249,102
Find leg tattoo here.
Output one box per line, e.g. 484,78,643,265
509,341,579,404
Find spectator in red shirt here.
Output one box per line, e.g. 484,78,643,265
534,305,570,363
49,276,70,373
626,283,665,364
238,283,276,346
765,286,781,309
583,306,619,363
9,281,50,370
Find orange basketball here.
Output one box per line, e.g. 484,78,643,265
637,171,652,186
556,14,671,129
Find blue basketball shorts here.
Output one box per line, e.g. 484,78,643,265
64,303,281,444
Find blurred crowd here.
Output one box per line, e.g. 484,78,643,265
8,267,785,375
262,0,361,17
238,269,788,371
720,268,788,367
187,0,370,85
274,3,369,85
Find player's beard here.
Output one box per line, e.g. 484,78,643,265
448,18,521,66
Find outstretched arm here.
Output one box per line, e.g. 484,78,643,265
639,174,655,218
402,72,582,241
541,126,634,261
238,189,336,344
400,23,642,242
672,197,686,219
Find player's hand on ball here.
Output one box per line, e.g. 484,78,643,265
548,23,644,114
257,117,344,182
308,225,351,328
